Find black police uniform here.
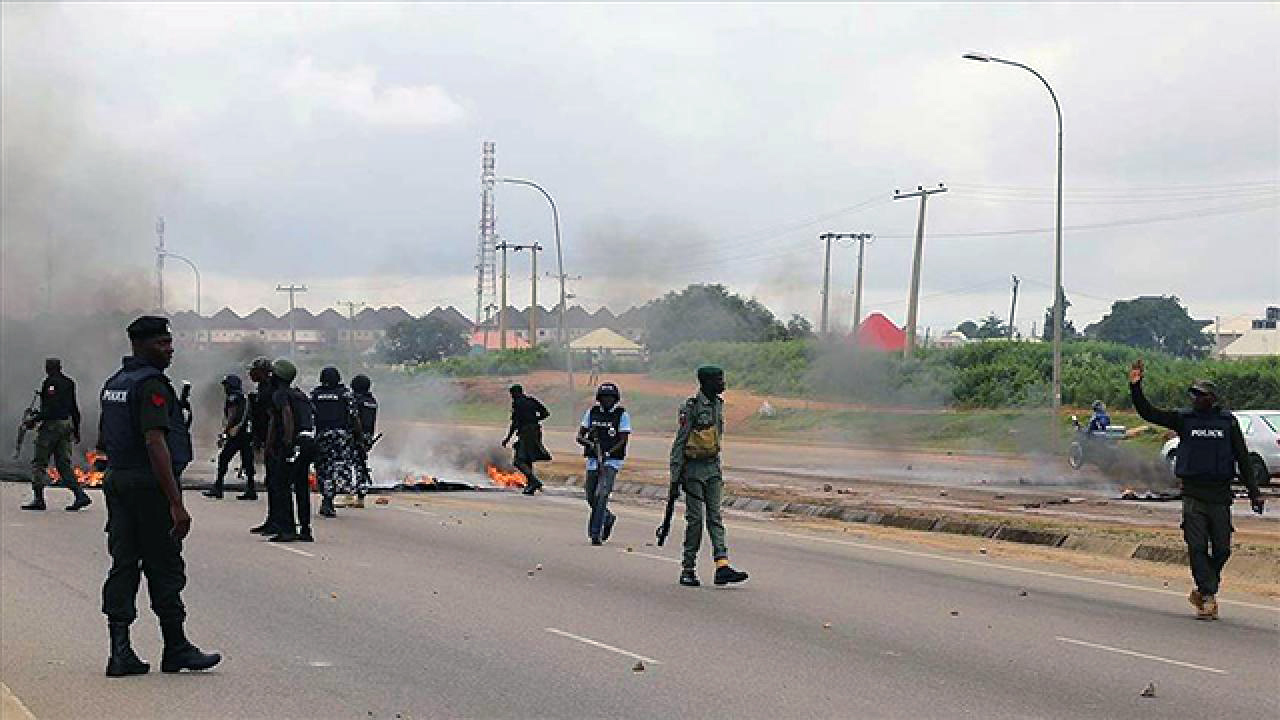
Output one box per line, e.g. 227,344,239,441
272,385,316,536
212,383,254,497
1131,381,1258,597
583,403,627,542
28,370,91,508
353,389,378,493
311,382,355,503
255,376,286,532
99,356,194,628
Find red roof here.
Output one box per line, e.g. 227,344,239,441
469,330,530,350
855,313,906,352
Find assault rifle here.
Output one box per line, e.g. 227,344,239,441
656,481,680,547
12,391,39,460
178,381,193,429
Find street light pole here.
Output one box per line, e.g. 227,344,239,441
161,252,201,317
500,177,574,392
964,51,1065,417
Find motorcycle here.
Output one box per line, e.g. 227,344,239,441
1068,416,1126,471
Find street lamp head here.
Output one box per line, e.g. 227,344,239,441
963,52,992,62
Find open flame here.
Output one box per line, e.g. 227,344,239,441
486,462,526,488
47,450,107,488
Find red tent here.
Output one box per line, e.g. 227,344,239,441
855,313,906,352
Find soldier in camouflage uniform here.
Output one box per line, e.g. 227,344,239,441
669,366,748,587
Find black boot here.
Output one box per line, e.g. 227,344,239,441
160,621,221,673
236,481,257,501
298,526,314,542
714,564,749,586
105,622,150,677
269,528,299,542
602,513,616,542
21,486,46,511
679,568,701,587
319,497,335,518
65,493,92,512
250,519,279,534
202,488,223,499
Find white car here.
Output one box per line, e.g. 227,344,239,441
1160,410,1280,486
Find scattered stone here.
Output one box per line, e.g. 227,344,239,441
626,546,634,552
1018,590,1028,597
535,564,543,571
978,547,989,555
482,512,488,517
994,494,1006,500
632,661,646,673
375,497,389,505
939,490,948,497
330,592,338,599
645,542,654,547
527,571,535,577
1162,581,1169,588
906,465,913,471
823,484,833,493
1023,503,1042,509
1140,682,1156,698
949,611,960,617
823,622,832,629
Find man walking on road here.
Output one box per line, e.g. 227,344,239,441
204,374,253,500
1128,359,1264,620
670,366,748,587
577,382,630,545
311,366,355,518
502,384,551,495
21,357,92,512
98,316,220,677
267,359,317,543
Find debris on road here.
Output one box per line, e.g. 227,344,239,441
330,592,338,599
1141,682,1157,698
535,563,543,571
823,622,832,629
949,611,960,617
978,547,989,555
633,661,646,673
375,497,389,505
626,546,634,552
1018,590,1028,597
823,484,833,492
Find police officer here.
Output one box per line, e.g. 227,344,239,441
577,382,630,545
267,358,317,543
249,357,282,532
311,366,355,518
350,374,378,505
204,374,253,500
1129,359,1264,620
669,366,748,587
21,357,92,512
1086,400,1111,434
501,384,552,495
98,316,220,676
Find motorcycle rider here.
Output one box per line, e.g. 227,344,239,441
1087,401,1111,435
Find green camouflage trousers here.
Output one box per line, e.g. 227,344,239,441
681,459,728,569
32,419,76,490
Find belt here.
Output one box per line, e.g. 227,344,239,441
297,430,316,439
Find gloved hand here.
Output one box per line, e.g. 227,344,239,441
1251,495,1266,515
92,455,109,472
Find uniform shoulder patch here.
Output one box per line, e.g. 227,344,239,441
150,392,167,407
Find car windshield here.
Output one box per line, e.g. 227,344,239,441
1239,416,1253,433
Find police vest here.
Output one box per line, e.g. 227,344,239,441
285,387,316,433
100,359,193,471
225,391,247,434
1176,410,1236,479
354,392,378,435
310,385,351,431
583,405,627,459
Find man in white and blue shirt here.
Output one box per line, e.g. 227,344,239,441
577,382,630,545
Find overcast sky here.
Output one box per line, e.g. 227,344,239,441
2,2,1277,335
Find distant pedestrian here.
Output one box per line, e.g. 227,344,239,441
21,357,92,512
577,382,630,545
1129,358,1264,620
205,374,253,500
502,384,551,494
98,316,220,676
669,366,748,587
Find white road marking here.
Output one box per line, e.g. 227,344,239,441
1,681,37,720
391,505,438,517
264,542,314,558
1055,637,1228,674
307,660,334,667
617,548,681,564
544,627,662,665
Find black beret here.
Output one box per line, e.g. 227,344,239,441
127,315,171,341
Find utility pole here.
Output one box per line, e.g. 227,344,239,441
498,241,544,348
337,300,365,370
1008,275,1020,339
154,217,166,313
276,284,307,359
497,239,509,350
893,184,947,358
819,233,834,336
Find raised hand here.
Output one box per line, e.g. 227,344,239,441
1128,358,1145,385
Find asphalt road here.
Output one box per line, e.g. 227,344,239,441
2,482,1277,720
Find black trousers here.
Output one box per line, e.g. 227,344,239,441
271,438,316,532
102,478,186,625
215,435,254,492
1181,497,1233,596
263,454,284,530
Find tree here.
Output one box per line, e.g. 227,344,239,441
643,284,788,352
379,315,470,364
973,313,1008,339
784,314,815,340
955,321,979,339
1089,295,1211,358
1041,288,1079,342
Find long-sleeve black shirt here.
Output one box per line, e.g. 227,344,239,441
1130,381,1257,503
509,395,550,434
36,372,80,435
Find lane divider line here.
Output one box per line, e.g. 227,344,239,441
390,506,439,517
1,681,37,720
544,627,662,665
617,549,681,564
264,542,314,558
1055,636,1228,674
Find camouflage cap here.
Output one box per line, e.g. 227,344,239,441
1189,379,1218,396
